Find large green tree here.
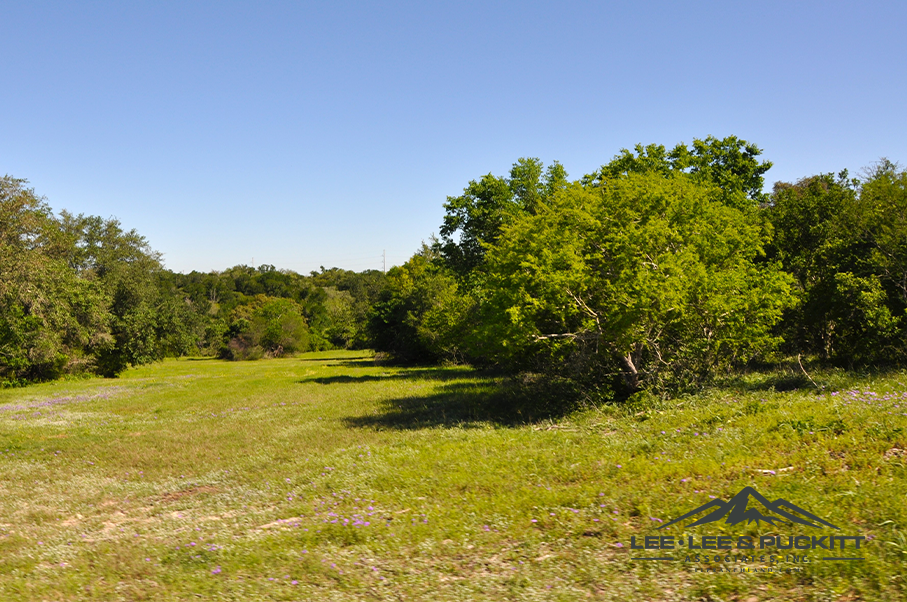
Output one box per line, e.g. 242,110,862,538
220,295,311,360
857,160,907,308
475,172,793,392
0,177,110,382
368,245,470,363
768,163,907,364
58,212,198,376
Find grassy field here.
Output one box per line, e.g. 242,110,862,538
0,351,905,601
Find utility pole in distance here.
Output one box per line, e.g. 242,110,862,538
383,250,386,274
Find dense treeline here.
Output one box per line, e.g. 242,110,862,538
0,174,384,385
168,265,384,358
4,136,906,399
370,137,907,398
1,177,196,383
767,163,907,365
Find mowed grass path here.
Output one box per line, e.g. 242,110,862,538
0,352,905,601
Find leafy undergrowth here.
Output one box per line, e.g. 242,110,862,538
0,352,905,601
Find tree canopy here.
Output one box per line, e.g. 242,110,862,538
474,172,792,392
0,176,386,384
584,135,773,209
374,140,907,399
766,161,907,365
438,158,568,277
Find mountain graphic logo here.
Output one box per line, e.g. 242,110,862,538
657,486,840,530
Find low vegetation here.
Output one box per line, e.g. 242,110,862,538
0,352,904,600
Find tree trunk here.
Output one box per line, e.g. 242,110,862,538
621,353,639,390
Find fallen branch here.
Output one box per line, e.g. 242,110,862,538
797,353,821,391
531,332,598,341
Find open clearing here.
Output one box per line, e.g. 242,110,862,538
0,351,905,601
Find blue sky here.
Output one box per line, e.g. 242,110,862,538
3,0,905,274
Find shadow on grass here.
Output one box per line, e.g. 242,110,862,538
716,362,904,395
729,372,817,393
299,367,476,385
341,378,584,430
296,356,374,363
326,359,380,369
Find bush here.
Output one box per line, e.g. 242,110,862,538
219,296,311,360
474,172,794,393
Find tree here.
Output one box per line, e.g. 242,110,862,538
585,135,773,209
368,244,470,363
0,177,110,382
767,172,861,359
220,296,311,360
308,267,386,348
59,212,196,376
438,172,512,276
858,160,907,307
475,172,793,392
439,158,568,277
767,163,907,365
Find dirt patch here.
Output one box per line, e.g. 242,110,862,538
258,516,306,530
60,514,84,527
158,486,220,502
884,448,905,460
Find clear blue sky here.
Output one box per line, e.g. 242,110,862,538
3,1,905,274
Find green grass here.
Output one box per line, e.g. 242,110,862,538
0,352,905,601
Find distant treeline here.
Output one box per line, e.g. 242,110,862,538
170,265,384,360
0,175,385,385
3,136,906,397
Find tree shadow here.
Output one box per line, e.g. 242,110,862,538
329,359,381,369
299,367,476,386
730,373,816,393
341,379,582,430
296,356,374,364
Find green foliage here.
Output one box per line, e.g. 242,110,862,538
368,245,471,363
419,144,907,394
220,296,311,360
0,176,214,381
585,135,773,209
857,160,907,307
438,158,568,276
0,177,111,382
310,268,386,348
438,172,513,276
428,141,777,390
170,266,384,352
7,142,907,393
767,163,907,365
475,172,793,393
59,212,198,376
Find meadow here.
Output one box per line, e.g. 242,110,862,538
0,351,905,601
